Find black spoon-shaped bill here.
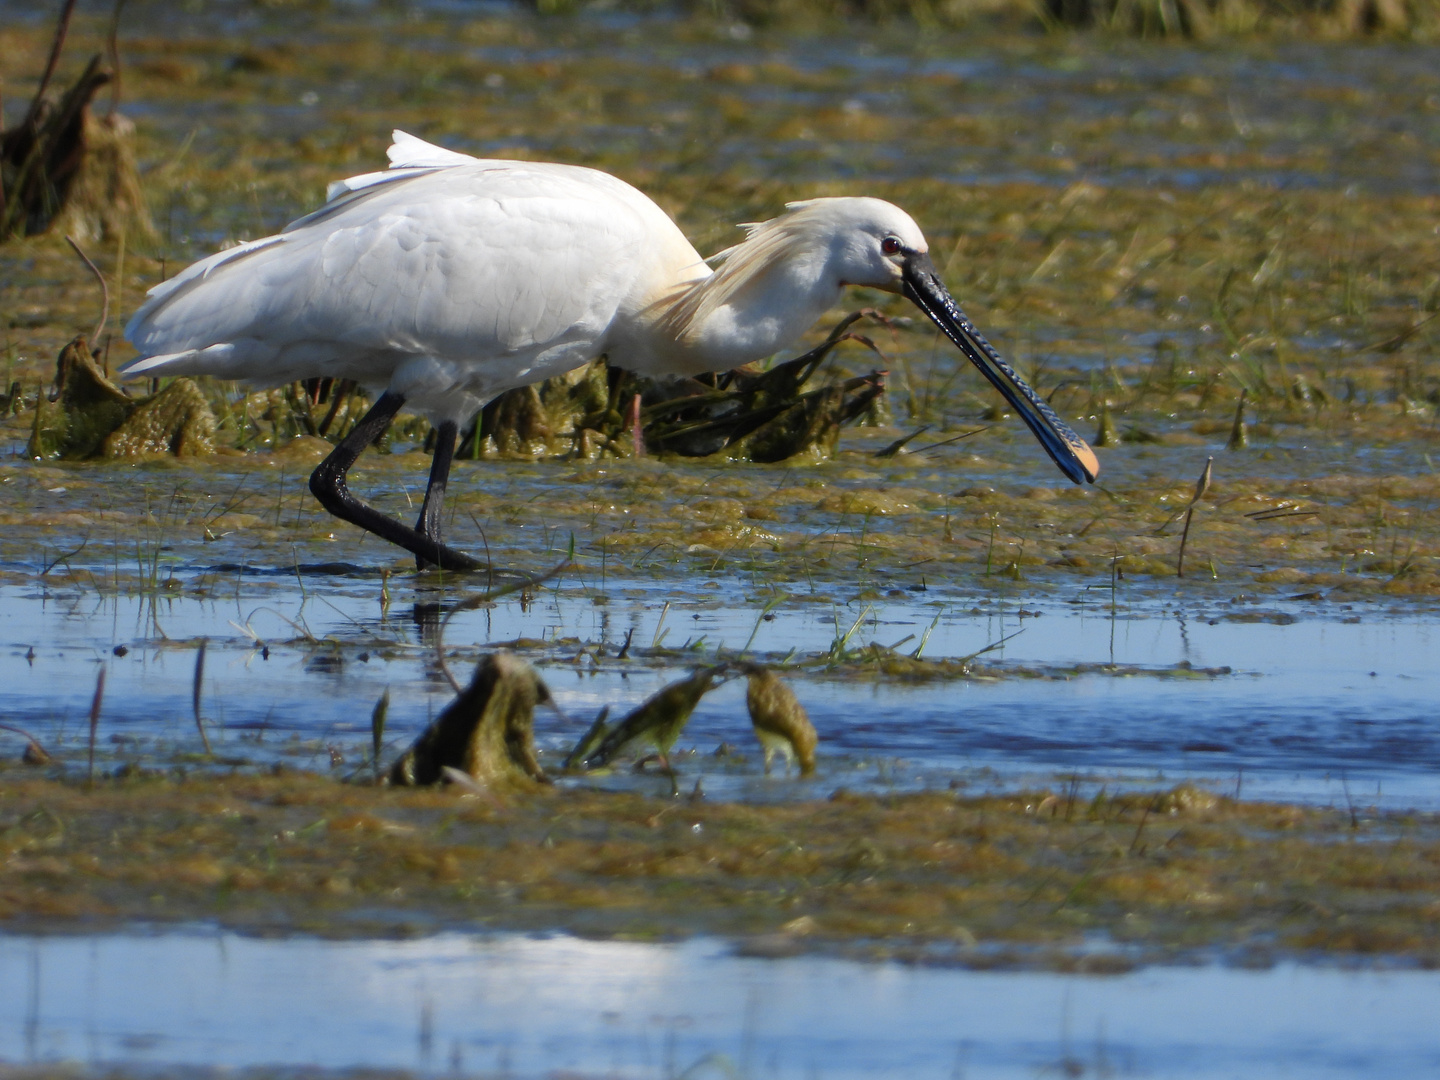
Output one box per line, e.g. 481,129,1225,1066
901,252,1099,485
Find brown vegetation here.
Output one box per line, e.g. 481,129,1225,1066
1,1,151,244
2,770,1437,964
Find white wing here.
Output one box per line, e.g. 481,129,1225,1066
124,140,704,402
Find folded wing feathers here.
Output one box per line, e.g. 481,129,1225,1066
124,132,669,383
324,169,400,204
124,235,290,342
294,169,437,232
122,348,206,377
386,130,481,170
130,133,469,347
310,131,477,220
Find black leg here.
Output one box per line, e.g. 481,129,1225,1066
413,419,458,571
309,392,484,572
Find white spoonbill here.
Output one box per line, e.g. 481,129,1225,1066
124,130,1098,572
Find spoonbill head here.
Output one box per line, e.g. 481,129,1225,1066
123,131,1097,573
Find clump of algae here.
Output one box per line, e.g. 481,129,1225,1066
389,653,550,787
27,336,214,460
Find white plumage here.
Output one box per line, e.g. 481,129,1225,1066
127,135,713,424
124,130,1096,572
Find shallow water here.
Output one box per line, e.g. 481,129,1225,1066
7,564,1439,807
3,930,1439,1079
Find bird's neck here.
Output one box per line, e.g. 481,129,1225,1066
624,235,844,377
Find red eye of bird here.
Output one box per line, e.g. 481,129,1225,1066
881,237,902,255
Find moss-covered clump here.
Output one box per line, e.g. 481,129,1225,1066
389,653,551,787
26,336,214,460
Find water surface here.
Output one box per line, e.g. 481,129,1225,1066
6,570,1438,807
4,930,1440,1079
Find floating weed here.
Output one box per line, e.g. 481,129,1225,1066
1226,388,1249,451
562,706,611,772
1176,456,1213,579
911,607,944,660
651,601,672,650
0,723,53,767
739,592,787,657
389,653,550,788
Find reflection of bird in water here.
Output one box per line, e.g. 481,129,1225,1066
741,665,817,777
583,667,718,780
124,130,1097,572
